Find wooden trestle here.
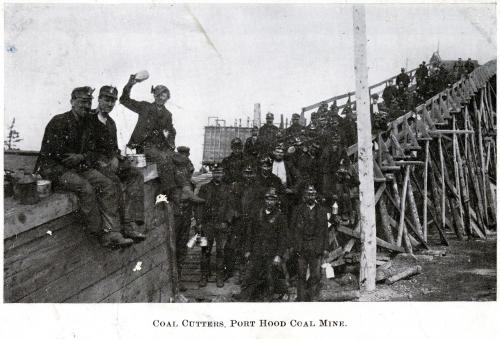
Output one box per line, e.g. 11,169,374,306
338,60,497,253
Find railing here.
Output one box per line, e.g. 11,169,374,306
301,67,418,114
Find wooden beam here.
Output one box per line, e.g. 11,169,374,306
337,225,404,253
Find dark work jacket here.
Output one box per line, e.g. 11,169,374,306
320,145,351,196
285,124,303,140
382,85,398,106
197,181,236,225
35,111,92,181
81,111,121,168
172,152,194,187
221,152,247,184
396,72,411,87
339,117,357,147
292,203,329,255
257,123,279,154
255,172,285,197
119,83,176,150
246,208,287,258
244,136,259,158
293,149,321,191
233,180,261,217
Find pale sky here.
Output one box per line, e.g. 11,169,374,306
4,3,496,166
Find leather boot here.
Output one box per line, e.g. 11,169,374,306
216,258,225,288
181,185,205,204
101,231,134,248
122,222,146,242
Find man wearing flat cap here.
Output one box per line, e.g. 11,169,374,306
257,112,279,156
35,87,133,248
82,85,147,243
120,74,178,198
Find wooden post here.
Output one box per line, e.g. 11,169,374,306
423,140,429,241
397,166,410,246
438,136,446,232
378,195,395,244
353,5,376,292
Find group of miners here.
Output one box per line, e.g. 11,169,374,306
35,74,202,252
34,59,474,302
195,107,360,302
382,58,476,121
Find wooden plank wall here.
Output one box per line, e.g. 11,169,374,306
4,179,177,303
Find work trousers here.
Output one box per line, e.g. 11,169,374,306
200,223,228,276
224,216,248,276
143,145,176,194
99,163,145,225
175,205,192,268
297,253,322,301
58,169,120,234
240,256,285,301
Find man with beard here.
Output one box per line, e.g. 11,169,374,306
82,86,146,243
196,164,236,288
236,188,288,301
292,185,329,301
35,87,133,248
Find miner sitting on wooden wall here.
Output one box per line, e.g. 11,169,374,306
35,87,133,248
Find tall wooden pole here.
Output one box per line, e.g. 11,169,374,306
353,5,376,292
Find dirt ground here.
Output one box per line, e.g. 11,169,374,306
358,232,497,301
180,231,497,302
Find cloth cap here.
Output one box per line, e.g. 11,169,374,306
266,112,274,119
151,85,170,97
72,86,94,100
99,86,118,99
292,113,300,119
231,138,243,148
176,146,190,154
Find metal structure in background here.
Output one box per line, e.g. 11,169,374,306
202,117,253,165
